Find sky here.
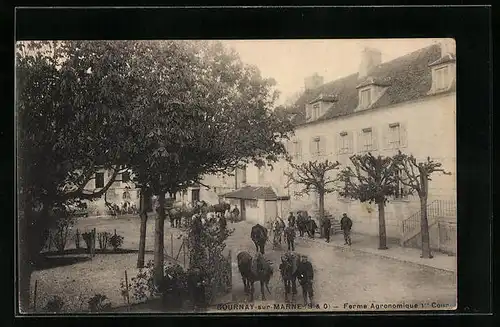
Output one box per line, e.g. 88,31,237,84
221,38,443,106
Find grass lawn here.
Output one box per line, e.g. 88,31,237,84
31,214,188,313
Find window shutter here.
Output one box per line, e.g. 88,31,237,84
400,123,408,148
348,132,354,154
357,130,364,152
310,137,316,158
372,127,378,151
319,136,326,155
383,125,391,149
297,140,302,159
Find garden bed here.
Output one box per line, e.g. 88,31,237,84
31,252,182,313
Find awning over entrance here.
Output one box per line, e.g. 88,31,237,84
222,186,290,201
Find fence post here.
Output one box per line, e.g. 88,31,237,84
183,239,186,267
92,228,96,258
33,279,38,312
124,270,130,311
171,234,174,257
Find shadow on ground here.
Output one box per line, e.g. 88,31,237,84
35,248,156,270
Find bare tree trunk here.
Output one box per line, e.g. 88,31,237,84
137,189,148,268
318,191,325,238
153,191,166,288
377,201,388,250
420,195,433,258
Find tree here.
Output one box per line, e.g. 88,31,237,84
124,40,293,286
16,40,294,305
16,40,141,311
393,151,451,258
285,160,341,225
339,153,398,250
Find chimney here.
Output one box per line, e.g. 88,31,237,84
440,38,456,57
358,47,382,79
304,73,324,91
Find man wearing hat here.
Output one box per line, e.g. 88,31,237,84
296,255,314,306
340,213,353,245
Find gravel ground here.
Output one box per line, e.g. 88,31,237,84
32,215,187,313
221,221,457,313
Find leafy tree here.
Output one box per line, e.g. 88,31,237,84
285,160,341,225
16,40,294,305
339,153,398,250
126,40,293,286
393,151,452,258
16,40,140,311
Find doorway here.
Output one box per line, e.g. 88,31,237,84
191,189,200,204
240,199,246,221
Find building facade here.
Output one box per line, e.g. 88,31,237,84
192,40,457,251
82,168,140,215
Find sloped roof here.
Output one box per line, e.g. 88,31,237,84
288,44,455,126
223,185,278,200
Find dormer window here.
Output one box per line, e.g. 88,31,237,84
356,78,390,111
434,66,449,91
312,103,320,120
360,89,372,108
428,51,456,95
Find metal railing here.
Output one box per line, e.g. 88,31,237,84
401,199,457,240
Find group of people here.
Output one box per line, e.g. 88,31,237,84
272,211,353,251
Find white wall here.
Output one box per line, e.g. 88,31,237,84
282,93,456,238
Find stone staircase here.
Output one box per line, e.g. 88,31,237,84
311,210,342,235
400,199,457,248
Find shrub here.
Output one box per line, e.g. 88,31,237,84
52,215,75,253
187,215,234,304
129,260,156,302
110,231,124,251
82,230,96,254
88,294,112,312
128,260,189,304
43,296,65,313
98,231,111,251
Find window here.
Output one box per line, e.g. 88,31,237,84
95,172,105,188
389,123,401,148
312,103,320,120
434,66,449,91
293,140,302,159
191,189,200,203
394,170,410,200
122,172,130,183
339,132,350,154
237,166,247,184
362,128,373,152
360,89,372,107
312,136,321,156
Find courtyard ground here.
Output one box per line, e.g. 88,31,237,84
30,215,457,313
217,221,457,313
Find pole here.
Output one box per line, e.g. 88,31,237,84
183,239,186,267
33,280,38,312
124,270,130,310
171,233,174,257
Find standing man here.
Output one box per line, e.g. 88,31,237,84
287,212,296,228
340,213,353,245
323,217,332,243
232,205,240,222
297,212,306,237
296,255,314,306
306,216,317,238
284,225,296,251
